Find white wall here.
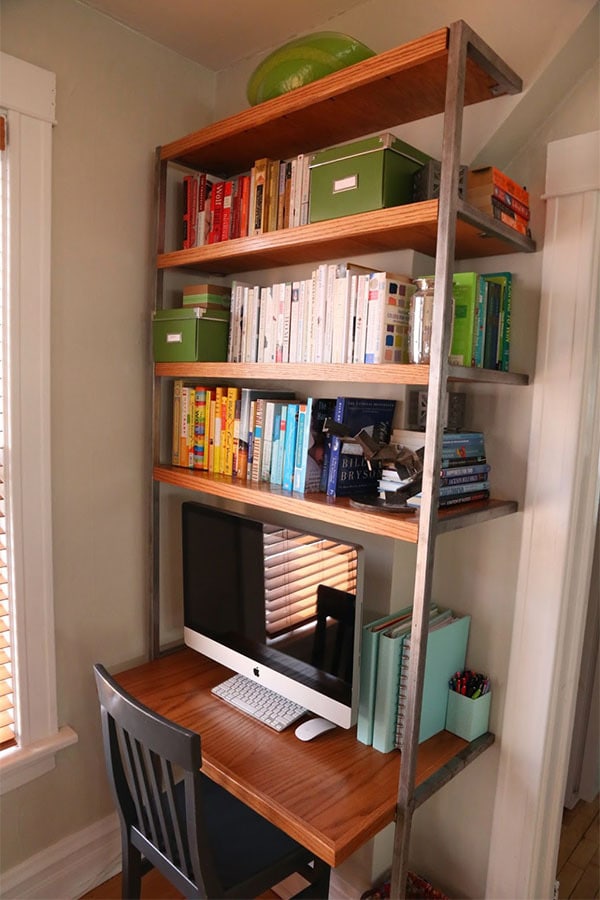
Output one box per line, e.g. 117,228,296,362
0,0,215,872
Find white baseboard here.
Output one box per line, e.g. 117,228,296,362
1,813,121,899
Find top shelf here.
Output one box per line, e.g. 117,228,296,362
159,25,522,175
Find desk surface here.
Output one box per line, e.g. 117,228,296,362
116,648,473,867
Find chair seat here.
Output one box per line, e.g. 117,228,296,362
177,776,312,893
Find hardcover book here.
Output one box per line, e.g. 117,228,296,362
302,398,336,493
326,396,396,497
364,271,413,364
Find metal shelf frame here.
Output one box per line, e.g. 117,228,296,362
149,20,529,899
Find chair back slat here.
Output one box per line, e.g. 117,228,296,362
160,756,192,875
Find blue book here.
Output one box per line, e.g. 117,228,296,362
485,272,512,371
270,403,288,486
326,396,396,497
483,280,502,369
292,398,313,493
441,431,486,464
472,275,488,367
282,402,299,491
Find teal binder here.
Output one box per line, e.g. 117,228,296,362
396,614,471,749
372,605,442,753
356,606,412,745
371,621,412,752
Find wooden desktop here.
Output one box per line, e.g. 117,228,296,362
116,647,491,867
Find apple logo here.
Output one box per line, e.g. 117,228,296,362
253,666,260,678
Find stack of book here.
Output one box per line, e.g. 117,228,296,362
466,165,531,238
377,430,490,510
357,604,470,753
227,264,414,366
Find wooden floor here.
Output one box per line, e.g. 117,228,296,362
557,795,599,900
82,868,282,899
82,797,599,899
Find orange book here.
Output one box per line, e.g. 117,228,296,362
467,166,529,206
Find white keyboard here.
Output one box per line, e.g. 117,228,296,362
211,673,307,732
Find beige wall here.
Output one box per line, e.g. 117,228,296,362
0,0,215,871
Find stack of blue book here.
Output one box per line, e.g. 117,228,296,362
407,431,490,509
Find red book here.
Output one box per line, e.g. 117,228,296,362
207,180,225,244
220,180,235,242
182,174,199,248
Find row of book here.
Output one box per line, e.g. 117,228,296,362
358,604,471,753
379,429,491,509
182,153,310,249
227,264,415,366
444,270,512,372
466,165,531,238
182,158,530,250
172,384,401,499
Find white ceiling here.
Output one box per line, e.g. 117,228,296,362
78,0,368,71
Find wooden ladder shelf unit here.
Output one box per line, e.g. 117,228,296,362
151,19,535,899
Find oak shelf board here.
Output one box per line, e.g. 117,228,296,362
157,201,535,276
155,361,528,386
116,648,495,866
153,464,518,542
159,27,518,176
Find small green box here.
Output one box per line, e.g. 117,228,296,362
309,133,430,223
182,283,231,315
445,689,491,742
152,308,229,362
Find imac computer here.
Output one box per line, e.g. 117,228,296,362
182,501,364,729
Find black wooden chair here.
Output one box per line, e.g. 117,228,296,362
93,664,331,899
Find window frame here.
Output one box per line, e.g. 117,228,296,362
0,52,77,794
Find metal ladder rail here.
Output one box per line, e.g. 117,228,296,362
389,20,523,898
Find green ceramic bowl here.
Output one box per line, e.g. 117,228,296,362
247,32,376,106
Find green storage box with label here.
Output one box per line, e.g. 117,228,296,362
152,308,229,362
309,133,430,223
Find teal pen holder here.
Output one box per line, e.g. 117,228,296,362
445,689,491,742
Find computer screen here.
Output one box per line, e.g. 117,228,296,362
182,501,364,728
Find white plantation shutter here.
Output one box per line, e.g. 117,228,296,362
263,525,357,636
0,112,14,749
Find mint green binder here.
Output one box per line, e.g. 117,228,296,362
371,622,412,752
396,614,471,750
356,606,412,746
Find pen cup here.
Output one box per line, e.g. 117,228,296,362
445,689,491,742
